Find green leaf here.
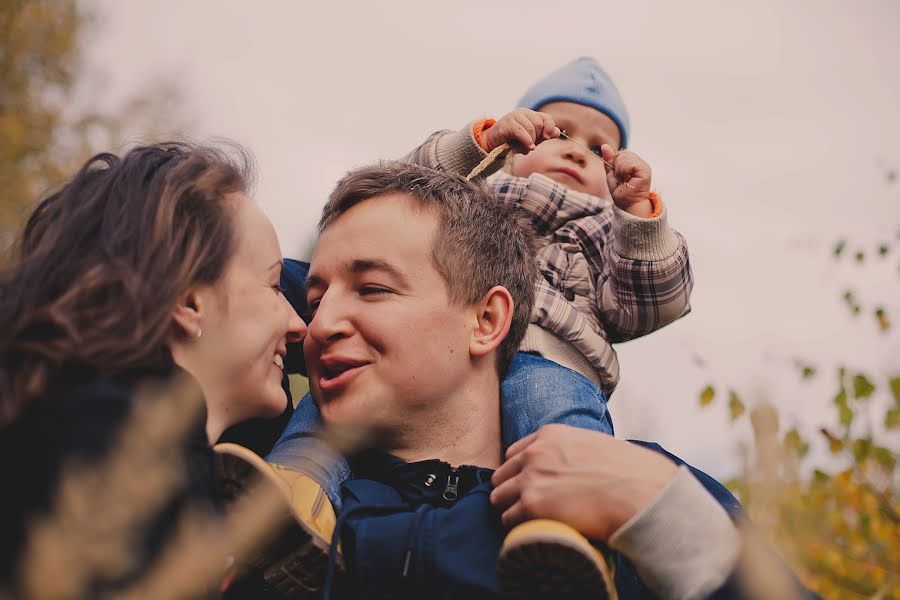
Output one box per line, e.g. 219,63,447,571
820,428,844,454
699,385,715,407
833,387,847,407
799,364,816,379
878,243,889,257
873,446,896,472
889,377,900,407
852,374,875,399
852,437,872,462
855,250,865,263
838,402,854,427
728,390,746,422
812,469,830,484
833,240,846,257
784,428,809,459
885,407,900,430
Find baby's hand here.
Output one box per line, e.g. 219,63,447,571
481,108,560,153
601,145,654,217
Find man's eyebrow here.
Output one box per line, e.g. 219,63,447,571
349,259,409,284
305,259,410,291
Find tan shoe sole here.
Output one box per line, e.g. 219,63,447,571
497,519,616,599
214,442,344,598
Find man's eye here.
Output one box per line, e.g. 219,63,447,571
360,286,390,296
307,298,320,314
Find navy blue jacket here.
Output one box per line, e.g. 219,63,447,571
334,446,817,600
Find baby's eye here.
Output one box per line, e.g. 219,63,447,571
591,146,603,156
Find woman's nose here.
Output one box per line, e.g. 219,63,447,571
285,303,307,343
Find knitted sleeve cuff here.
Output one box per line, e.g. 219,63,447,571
433,120,498,178
609,466,741,600
612,195,682,261
472,118,496,150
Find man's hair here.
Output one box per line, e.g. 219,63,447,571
320,162,538,376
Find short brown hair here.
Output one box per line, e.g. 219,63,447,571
0,142,253,424
320,162,538,375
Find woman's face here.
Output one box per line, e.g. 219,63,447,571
196,194,306,429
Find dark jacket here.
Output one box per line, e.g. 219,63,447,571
336,445,817,600
0,364,217,596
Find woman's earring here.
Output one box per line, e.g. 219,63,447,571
192,327,202,341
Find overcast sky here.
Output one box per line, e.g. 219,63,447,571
84,0,900,477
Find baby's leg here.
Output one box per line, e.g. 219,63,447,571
267,392,350,511
500,352,613,449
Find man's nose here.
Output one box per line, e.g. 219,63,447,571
308,291,353,344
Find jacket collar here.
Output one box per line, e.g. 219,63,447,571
350,452,494,508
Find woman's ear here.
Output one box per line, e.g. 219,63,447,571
469,285,514,358
171,289,204,341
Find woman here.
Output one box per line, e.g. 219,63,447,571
0,143,305,596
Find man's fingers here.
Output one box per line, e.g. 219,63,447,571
492,450,524,487
505,431,538,459
501,500,530,529
489,474,522,510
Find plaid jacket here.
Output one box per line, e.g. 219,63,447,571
405,127,693,396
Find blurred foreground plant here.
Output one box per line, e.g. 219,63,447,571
700,177,899,598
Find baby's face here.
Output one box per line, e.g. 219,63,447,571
511,101,621,199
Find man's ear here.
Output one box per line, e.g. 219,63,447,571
469,285,514,358
171,288,205,340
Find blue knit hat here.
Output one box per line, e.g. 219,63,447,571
517,57,630,148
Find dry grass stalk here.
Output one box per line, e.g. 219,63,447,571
14,374,206,599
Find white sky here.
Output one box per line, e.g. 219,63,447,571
84,0,900,477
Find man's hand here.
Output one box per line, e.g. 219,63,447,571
600,145,654,218
490,424,677,540
481,108,560,153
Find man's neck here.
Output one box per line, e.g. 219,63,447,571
388,371,503,469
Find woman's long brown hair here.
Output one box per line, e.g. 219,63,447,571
0,142,253,424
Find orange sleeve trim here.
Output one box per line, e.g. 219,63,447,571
648,191,663,218
472,118,496,151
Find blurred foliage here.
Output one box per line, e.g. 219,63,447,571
0,0,180,253
701,181,899,598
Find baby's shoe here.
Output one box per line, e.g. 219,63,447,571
214,442,342,598
497,519,616,599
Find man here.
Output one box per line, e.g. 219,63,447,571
217,163,814,599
